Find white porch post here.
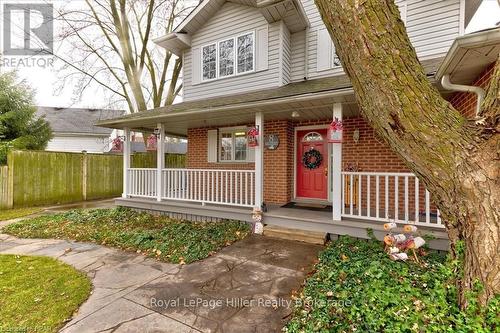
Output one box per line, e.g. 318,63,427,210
332,103,343,221
156,123,165,202
255,112,264,209
122,127,131,198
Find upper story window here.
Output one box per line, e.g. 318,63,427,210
202,31,255,82
237,33,254,73
202,44,217,80
219,38,234,77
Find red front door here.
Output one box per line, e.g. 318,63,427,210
296,129,328,200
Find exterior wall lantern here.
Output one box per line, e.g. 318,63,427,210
353,128,360,144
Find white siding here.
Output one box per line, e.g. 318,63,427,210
280,22,292,85
300,0,343,80
406,0,461,59
296,0,462,81
180,0,463,94
290,30,306,81
46,135,110,153
183,2,281,101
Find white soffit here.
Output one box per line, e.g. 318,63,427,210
436,27,500,85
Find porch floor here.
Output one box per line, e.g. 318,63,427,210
115,197,449,250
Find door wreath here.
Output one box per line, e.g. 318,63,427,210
302,148,323,170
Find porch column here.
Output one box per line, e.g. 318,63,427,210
156,123,165,202
122,127,131,198
332,103,343,221
255,112,264,209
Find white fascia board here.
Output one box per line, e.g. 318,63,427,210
435,27,500,80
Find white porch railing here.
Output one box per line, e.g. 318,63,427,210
127,168,157,198
126,168,255,208
162,169,255,207
341,172,444,228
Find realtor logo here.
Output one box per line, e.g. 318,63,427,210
2,3,53,56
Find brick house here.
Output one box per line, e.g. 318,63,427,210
98,0,499,249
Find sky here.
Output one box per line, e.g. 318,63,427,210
1,0,499,111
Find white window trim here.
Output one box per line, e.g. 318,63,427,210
218,126,250,163
201,31,256,83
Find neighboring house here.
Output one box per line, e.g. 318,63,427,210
130,138,187,154
37,107,123,153
98,0,498,249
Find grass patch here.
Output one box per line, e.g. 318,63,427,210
0,207,43,221
4,207,251,264
0,254,91,333
285,236,499,333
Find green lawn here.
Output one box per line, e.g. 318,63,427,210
285,236,499,333
0,255,91,333
4,207,251,264
0,207,43,221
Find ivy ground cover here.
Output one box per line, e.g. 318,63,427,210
285,236,499,333
4,207,250,264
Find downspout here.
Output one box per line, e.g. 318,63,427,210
441,74,485,117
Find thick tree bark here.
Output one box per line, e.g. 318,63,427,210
314,0,499,306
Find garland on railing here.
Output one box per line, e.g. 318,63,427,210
302,148,323,170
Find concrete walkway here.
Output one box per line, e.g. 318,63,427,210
0,230,322,332
0,199,117,230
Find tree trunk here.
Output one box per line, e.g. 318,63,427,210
313,0,499,306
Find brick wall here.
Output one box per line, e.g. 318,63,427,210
187,127,254,170
449,63,495,119
186,121,293,204
187,117,412,206
290,117,409,172
262,120,294,204
341,117,409,172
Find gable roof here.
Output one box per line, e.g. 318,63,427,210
37,107,124,136
154,0,308,55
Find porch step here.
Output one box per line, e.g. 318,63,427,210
263,225,327,245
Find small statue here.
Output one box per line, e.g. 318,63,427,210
252,208,263,234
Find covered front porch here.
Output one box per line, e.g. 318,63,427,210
97,76,447,248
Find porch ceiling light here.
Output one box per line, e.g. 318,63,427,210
291,111,300,118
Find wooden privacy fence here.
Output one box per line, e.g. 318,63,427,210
0,166,10,209
0,150,185,208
